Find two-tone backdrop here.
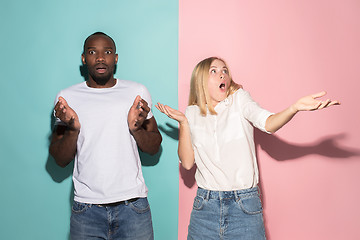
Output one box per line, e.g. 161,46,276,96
1,0,359,239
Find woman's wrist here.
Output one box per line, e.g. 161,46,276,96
290,103,299,114
179,118,189,127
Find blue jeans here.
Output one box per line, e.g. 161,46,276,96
187,187,266,240
70,198,154,240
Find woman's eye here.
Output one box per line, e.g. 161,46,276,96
223,69,228,74
210,69,216,73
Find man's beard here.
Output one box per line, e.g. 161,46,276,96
88,69,113,86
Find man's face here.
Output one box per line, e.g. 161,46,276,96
82,35,118,85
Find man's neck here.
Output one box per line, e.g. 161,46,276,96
86,78,116,88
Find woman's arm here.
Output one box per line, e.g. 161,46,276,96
155,103,195,170
265,91,340,133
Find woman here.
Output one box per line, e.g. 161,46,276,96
156,57,339,239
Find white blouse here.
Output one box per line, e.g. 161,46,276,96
185,89,273,191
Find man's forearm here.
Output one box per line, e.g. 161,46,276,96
131,128,162,155
49,129,79,167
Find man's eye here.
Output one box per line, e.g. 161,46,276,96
89,50,95,54
105,50,112,54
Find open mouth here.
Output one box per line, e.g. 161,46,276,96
96,67,107,74
219,83,226,90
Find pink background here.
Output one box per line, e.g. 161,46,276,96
178,0,360,239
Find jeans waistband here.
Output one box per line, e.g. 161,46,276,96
97,198,139,207
196,186,260,200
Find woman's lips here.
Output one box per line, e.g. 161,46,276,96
219,82,226,91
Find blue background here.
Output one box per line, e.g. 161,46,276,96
0,0,179,239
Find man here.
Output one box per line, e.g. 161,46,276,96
49,32,162,240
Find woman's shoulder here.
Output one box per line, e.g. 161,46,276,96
230,88,252,101
232,87,248,96
185,104,199,114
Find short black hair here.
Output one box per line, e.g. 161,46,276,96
83,32,116,54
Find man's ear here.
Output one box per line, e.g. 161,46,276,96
81,54,86,65
115,54,118,64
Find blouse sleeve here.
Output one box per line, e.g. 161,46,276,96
239,90,273,133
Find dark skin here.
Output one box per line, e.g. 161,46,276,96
49,34,162,167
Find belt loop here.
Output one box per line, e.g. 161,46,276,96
234,190,238,200
257,186,262,197
206,190,210,200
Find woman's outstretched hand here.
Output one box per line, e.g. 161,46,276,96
155,103,187,124
292,91,340,112
156,103,194,169
265,91,340,133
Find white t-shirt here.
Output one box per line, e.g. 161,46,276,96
54,79,153,204
185,89,273,191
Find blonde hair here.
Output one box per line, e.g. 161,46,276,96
188,57,239,115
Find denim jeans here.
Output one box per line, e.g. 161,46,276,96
187,187,266,240
70,198,154,240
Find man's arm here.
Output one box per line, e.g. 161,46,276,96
49,125,79,167
49,97,81,167
128,96,162,155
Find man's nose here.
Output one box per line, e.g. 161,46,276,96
96,53,105,62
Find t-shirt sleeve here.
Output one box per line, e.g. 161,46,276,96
239,90,273,133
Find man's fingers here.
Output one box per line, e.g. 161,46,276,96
132,95,142,109
58,96,70,108
129,96,151,130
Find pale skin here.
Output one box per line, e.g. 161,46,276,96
49,34,161,167
156,60,340,170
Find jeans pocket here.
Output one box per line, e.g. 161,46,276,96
192,195,205,210
237,193,263,215
72,201,92,214
129,198,150,214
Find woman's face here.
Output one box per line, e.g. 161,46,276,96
207,59,231,107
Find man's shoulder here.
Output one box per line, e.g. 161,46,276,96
60,81,86,93
116,79,147,89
